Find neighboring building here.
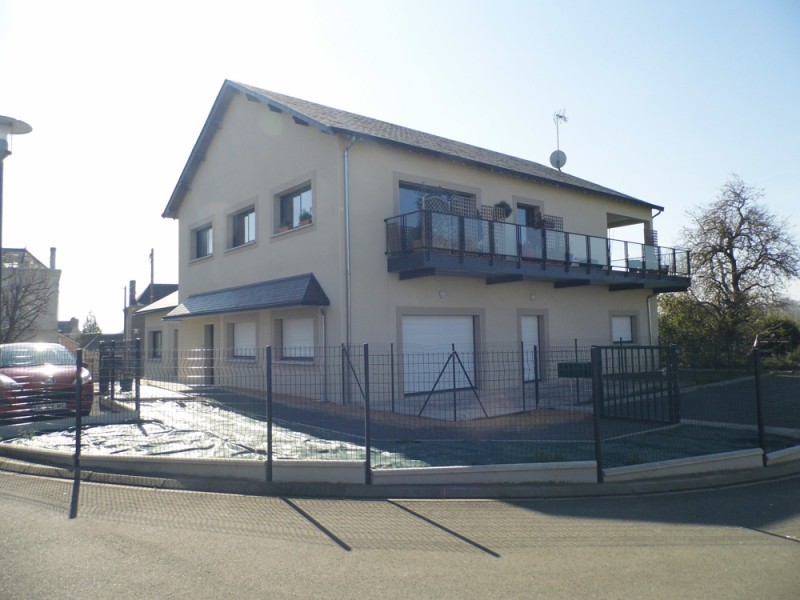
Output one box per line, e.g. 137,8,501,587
160,80,690,392
58,317,80,336
1,247,61,343
136,290,179,375
123,280,178,342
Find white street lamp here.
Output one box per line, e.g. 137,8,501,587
0,115,33,342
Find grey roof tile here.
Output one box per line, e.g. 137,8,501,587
165,273,329,320
164,80,661,218
232,81,656,208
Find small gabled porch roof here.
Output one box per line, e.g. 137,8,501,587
164,273,329,320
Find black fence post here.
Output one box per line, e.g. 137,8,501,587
266,346,273,483
363,344,372,484
98,341,109,396
74,348,83,470
669,344,681,423
574,338,580,404
534,345,540,409
134,338,142,419
451,343,457,421
753,347,767,466
340,344,346,405
590,346,605,483
110,340,117,402
520,341,526,412
390,342,395,413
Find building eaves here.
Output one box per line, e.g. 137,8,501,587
136,290,179,315
232,82,661,211
164,273,329,320
163,80,663,219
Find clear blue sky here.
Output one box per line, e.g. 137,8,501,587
1,0,798,332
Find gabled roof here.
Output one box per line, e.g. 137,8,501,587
164,273,329,320
1,248,48,269
163,80,662,219
136,290,179,315
135,283,179,307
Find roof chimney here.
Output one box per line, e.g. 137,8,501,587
129,280,137,306
50,247,56,269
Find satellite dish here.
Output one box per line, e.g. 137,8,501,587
550,149,567,170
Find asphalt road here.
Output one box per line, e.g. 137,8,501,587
1,471,798,599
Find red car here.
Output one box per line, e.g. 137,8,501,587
0,343,93,424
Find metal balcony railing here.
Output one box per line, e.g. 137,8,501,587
385,210,691,284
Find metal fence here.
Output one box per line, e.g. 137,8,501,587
1,341,798,483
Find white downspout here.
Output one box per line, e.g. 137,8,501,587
646,293,658,345
343,136,357,348
321,307,328,401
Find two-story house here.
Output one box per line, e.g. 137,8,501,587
160,80,689,394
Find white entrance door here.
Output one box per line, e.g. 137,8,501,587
521,316,540,381
402,315,475,394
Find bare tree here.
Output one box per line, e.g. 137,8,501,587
660,175,800,365
686,176,800,310
1,266,56,343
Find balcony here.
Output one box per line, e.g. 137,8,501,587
385,210,690,292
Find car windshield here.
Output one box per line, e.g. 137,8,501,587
0,345,76,368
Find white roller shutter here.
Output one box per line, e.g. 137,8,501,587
283,317,314,359
402,315,475,394
611,315,633,343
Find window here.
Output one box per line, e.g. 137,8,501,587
611,315,635,344
229,322,256,358
280,317,314,360
398,182,476,220
231,207,256,248
150,330,162,359
192,225,213,259
278,185,312,231
517,204,542,228
517,204,543,259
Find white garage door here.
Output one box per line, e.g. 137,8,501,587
521,316,540,381
402,315,475,394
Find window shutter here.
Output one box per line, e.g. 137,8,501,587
611,316,633,343
283,318,314,358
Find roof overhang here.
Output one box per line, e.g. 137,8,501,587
164,273,329,320
163,79,665,219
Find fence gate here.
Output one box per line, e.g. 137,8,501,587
592,345,680,423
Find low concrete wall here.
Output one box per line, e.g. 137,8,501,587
273,460,366,484
603,448,764,483
5,443,799,488
0,443,368,485
766,445,800,466
372,461,598,485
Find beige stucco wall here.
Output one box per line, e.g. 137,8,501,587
343,135,655,347
140,309,182,379
171,91,660,354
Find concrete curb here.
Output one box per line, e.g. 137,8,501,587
1,450,799,499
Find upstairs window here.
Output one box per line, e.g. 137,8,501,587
278,185,313,232
192,225,213,259
398,182,476,216
517,204,542,228
231,207,256,248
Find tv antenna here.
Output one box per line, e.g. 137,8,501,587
550,109,568,171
